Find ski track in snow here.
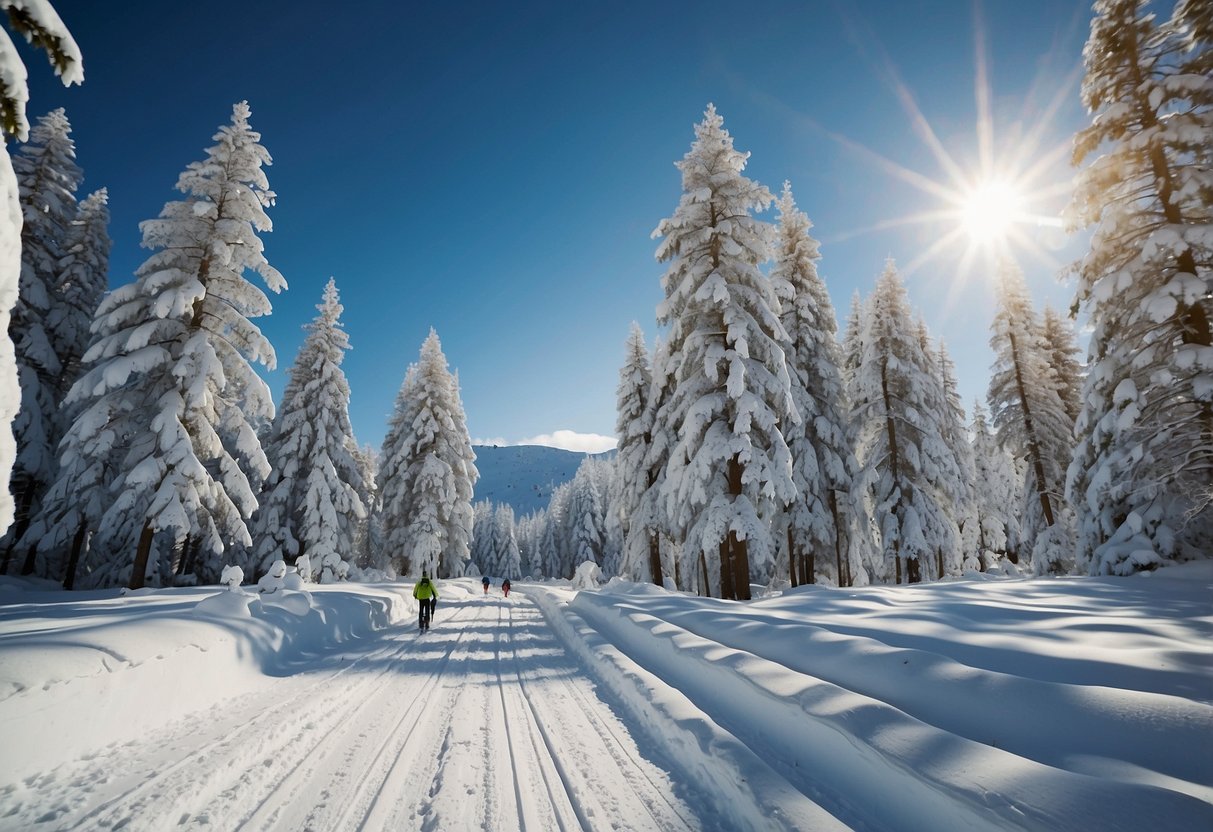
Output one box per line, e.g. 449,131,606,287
0,592,708,832
2,573,1210,832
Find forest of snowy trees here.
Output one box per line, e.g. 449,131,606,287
0,0,1207,594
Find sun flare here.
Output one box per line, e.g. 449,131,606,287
960,180,1026,244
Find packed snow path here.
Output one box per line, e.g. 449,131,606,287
1,570,1210,831
2,591,707,831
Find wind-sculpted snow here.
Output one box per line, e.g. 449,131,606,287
562,569,1213,830
0,568,1209,831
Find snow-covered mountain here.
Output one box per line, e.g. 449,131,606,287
471,444,613,516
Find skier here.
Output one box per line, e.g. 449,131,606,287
413,572,439,631
502,578,511,598
482,576,490,595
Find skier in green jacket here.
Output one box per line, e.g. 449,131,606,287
413,573,439,631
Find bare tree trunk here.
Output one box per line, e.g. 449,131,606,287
937,548,944,581
906,555,921,584
718,538,733,600
829,490,846,587
129,525,155,590
1008,331,1057,529
696,550,707,597
63,524,87,590
805,550,815,585
787,526,797,587
727,455,750,600
3,483,35,575
648,532,663,587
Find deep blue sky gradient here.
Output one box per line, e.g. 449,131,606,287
21,0,1094,450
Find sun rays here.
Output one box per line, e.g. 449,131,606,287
817,2,1080,305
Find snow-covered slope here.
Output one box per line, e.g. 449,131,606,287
0,565,1209,830
471,444,612,515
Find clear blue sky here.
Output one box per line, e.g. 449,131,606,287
24,0,1094,452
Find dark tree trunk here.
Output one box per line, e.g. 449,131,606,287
907,555,921,584
129,525,155,590
787,526,797,587
1008,331,1057,529
726,455,750,600
829,489,845,587
937,548,944,581
696,550,706,596
718,538,733,600
19,538,38,576
805,550,815,585
3,483,35,576
63,524,87,590
648,532,663,587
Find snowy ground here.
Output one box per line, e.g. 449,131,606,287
0,566,1210,831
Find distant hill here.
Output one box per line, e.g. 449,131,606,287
471,445,613,516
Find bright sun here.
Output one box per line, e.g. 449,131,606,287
960,180,1025,244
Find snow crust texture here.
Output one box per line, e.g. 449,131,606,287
0,567,1209,831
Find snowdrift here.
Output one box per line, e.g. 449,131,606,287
0,578,411,783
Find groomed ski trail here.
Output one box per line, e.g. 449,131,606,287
2,588,713,832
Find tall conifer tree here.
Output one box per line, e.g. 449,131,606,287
770,182,856,587
1065,0,1212,574
71,102,284,588
251,279,363,581
652,104,796,600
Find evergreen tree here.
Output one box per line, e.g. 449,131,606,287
970,400,1022,570
491,503,521,580
4,108,80,567
569,458,605,568
376,329,477,578
988,259,1075,573
841,291,867,390
1066,0,1212,574
72,102,284,588
770,182,857,587
653,104,797,600
350,443,379,570
1040,306,1084,425
613,323,656,581
49,187,109,400
932,337,975,578
850,260,957,584
470,499,495,575
536,499,562,579
251,279,363,581
0,1,83,541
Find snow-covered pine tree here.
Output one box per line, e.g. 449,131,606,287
0,3,83,542
933,338,976,578
841,291,867,391
491,503,521,580
470,499,495,575
72,102,285,589
545,481,573,579
988,258,1075,573
569,458,606,568
612,323,658,582
3,108,80,569
1040,306,1084,425
49,187,109,401
770,182,857,587
970,399,1022,570
251,278,363,582
653,104,797,600
1065,0,1212,574
851,260,958,584
350,443,379,571
376,329,477,579
535,501,561,579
